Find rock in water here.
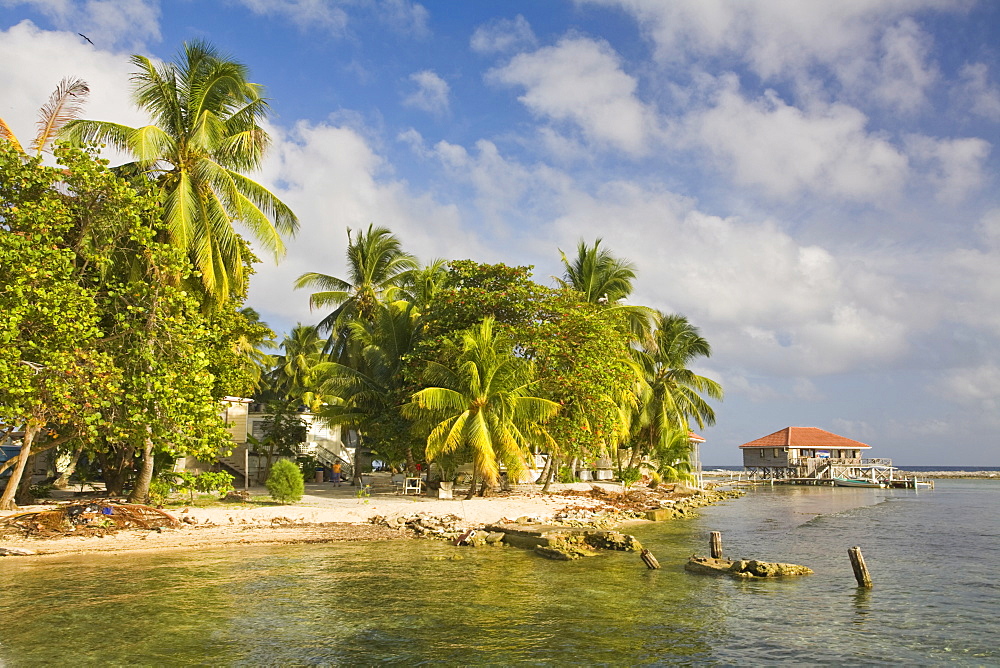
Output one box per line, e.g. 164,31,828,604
685,555,812,578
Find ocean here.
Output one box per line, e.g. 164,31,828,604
0,479,997,666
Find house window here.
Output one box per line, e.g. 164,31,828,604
773,448,781,458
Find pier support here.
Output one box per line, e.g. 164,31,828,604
640,549,660,569
710,531,723,559
848,546,873,588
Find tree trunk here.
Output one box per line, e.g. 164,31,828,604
14,454,37,505
405,446,417,477
541,455,557,493
535,452,552,485
465,467,478,500
98,443,134,497
53,444,85,489
352,431,364,486
478,478,490,497
128,435,155,504
0,419,41,510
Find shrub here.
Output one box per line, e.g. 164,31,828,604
619,466,642,489
266,458,305,504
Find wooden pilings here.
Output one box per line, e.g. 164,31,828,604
640,548,660,569
848,546,873,588
710,531,723,559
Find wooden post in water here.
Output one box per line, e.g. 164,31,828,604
848,546,873,588
710,531,723,559
640,548,660,569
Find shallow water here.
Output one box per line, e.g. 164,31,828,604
1,480,996,666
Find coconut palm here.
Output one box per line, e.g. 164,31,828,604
315,300,424,477
264,324,329,410
0,77,89,155
406,318,560,498
558,238,637,303
295,224,418,349
557,238,653,344
61,41,297,301
398,258,448,310
630,312,723,469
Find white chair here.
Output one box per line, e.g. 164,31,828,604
403,477,422,495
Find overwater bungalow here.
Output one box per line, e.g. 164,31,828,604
740,426,895,485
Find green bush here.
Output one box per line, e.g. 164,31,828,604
266,459,305,504
619,466,642,489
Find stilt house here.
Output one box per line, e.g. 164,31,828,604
740,427,891,482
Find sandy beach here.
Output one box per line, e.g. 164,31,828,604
0,481,678,558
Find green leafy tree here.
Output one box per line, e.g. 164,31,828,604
0,145,124,508
266,457,305,504
406,318,559,498
62,41,298,302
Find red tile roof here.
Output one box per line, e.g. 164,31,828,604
738,427,870,449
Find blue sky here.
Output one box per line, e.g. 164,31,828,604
3,0,999,465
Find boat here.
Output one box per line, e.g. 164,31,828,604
833,477,885,488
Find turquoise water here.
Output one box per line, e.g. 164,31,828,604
1,480,997,666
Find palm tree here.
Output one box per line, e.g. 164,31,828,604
1,77,89,155
558,238,637,303
557,238,653,344
62,41,297,302
315,300,424,478
265,324,329,411
233,307,276,391
630,312,723,471
398,258,448,310
295,224,418,349
406,318,560,498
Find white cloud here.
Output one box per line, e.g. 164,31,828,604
488,36,661,156
234,0,349,33
247,120,483,327
470,14,536,54
941,364,1000,409
402,70,450,116
0,20,146,161
374,0,429,37
232,0,427,36
871,18,938,113
0,0,160,48
579,0,960,99
957,62,1000,121
906,134,990,203
541,180,916,376
690,79,909,202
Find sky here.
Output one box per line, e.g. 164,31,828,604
2,0,999,466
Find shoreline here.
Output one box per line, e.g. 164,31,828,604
0,483,741,559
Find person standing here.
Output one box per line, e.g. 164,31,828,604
332,461,342,487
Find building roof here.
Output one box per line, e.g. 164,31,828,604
738,427,871,449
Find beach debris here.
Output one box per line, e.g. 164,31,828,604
0,502,181,539
222,490,251,503
685,556,813,578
